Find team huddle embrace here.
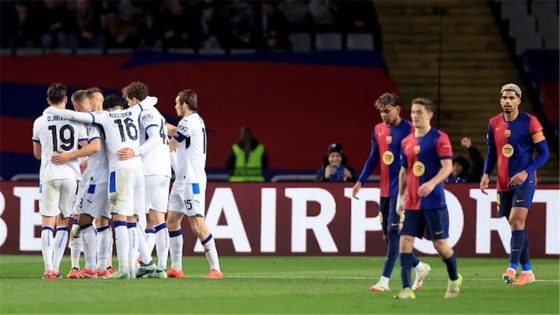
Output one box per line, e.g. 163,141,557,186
33,82,222,280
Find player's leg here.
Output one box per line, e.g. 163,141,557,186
394,210,421,299
67,216,82,279
370,197,392,292
185,182,223,279
52,179,78,277
145,215,156,256
93,183,114,276
498,192,518,283
39,181,61,279
166,182,186,278
77,213,97,278
145,175,170,273
511,186,536,286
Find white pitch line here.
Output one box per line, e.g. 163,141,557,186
185,274,560,282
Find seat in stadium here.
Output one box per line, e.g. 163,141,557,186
315,33,342,51
289,33,312,52
346,33,374,51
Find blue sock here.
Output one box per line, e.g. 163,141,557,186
411,254,420,268
400,253,413,289
382,229,399,278
443,254,459,281
509,230,525,270
519,230,532,271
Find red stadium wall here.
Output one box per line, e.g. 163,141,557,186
1,182,558,257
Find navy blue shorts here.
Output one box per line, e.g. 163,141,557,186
400,208,449,240
380,197,400,235
498,186,535,218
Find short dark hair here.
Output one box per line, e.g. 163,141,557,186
47,83,66,104
86,87,102,96
71,90,89,105
411,97,433,113
177,89,198,111
375,93,401,109
103,95,126,110
122,82,149,101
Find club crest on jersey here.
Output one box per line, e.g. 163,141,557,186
504,129,511,137
382,151,394,165
385,136,392,144
412,161,425,176
414,145,421,154
502,144,514,158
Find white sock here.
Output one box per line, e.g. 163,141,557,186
378,276,390,285
52,227,69,273
202,234,220,271
169,230,183,271
81,224,97,270
114,222,130,273
155,223,169,270
41,227,54,271
69,236,81,269
415,261,425,272
96,225,111,270
128,223,139,275
107,227,114,268
146,229,156,256
136,225,152,264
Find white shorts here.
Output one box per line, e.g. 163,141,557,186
168,182,206,217
108,167,145,217
77,182,110,219
39,179,78,218
145,175,170,213
72,180,88,215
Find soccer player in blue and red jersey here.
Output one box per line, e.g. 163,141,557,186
352,93,431,293
480,84,549,286
394,97,461,299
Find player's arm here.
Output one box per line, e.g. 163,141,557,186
166,123,177,138
130,96,158,116
352,133,379,198
481,123,496,194
117,124,162,160
396,166,407,214
169,121,188,152
33,142,41,160
418,133,453,197
510,120,550,185
43,107,96,124
51,139,100,165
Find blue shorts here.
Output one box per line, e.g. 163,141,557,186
380,197,400,235
498,186,535,218
400,208,449,240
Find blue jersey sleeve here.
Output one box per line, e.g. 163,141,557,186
525,140,550,174
357,134,379,183
483,123,497,175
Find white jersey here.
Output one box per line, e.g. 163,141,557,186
174,112,207,184
44,96,157,172
139,107,171,177
32,110,88,184
82,124,109,184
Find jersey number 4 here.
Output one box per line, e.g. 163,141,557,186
114,118,138,142
48,124,75,151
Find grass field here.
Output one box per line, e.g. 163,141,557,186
0,255,558,314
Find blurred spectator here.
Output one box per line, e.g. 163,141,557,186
1,1,39,48
309,0,338,31
160,0,196,48
337,0,375,32
227,127,268,182
446,137,484,183
226,4,255,49
104,0,142,48
255,1,291,50
315,143,356,182
277,0,310,31
193,2,227,50
69,0,102,48
38,0,70,49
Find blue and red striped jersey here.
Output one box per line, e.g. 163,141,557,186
401,128,453,210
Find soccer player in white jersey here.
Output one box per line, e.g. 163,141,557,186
32,83,89,280
43,91,158,279
118,85,171,276
167,89,223,279
117,82,168,278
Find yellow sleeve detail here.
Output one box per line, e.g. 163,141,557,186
532,131,545,143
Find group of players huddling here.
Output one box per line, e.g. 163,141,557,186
33,82,222,280
33,82,548,300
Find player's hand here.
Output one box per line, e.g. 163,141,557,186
461,137,472,148
351,182,362,199
79,160,88,174
396,194,404,215
417,181,435,197
510,170,528,186
51,151,72,164
480,174,489,194
117,147,135,160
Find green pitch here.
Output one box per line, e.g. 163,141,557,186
0,255,558,314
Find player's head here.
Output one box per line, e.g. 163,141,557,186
86,87,104,111
103,94,127,111
375,93,401,126
46,83,67,106
175,89,198,116
410,97,433,129
500,83,521,115
122,81,149,106
71,90,92,113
